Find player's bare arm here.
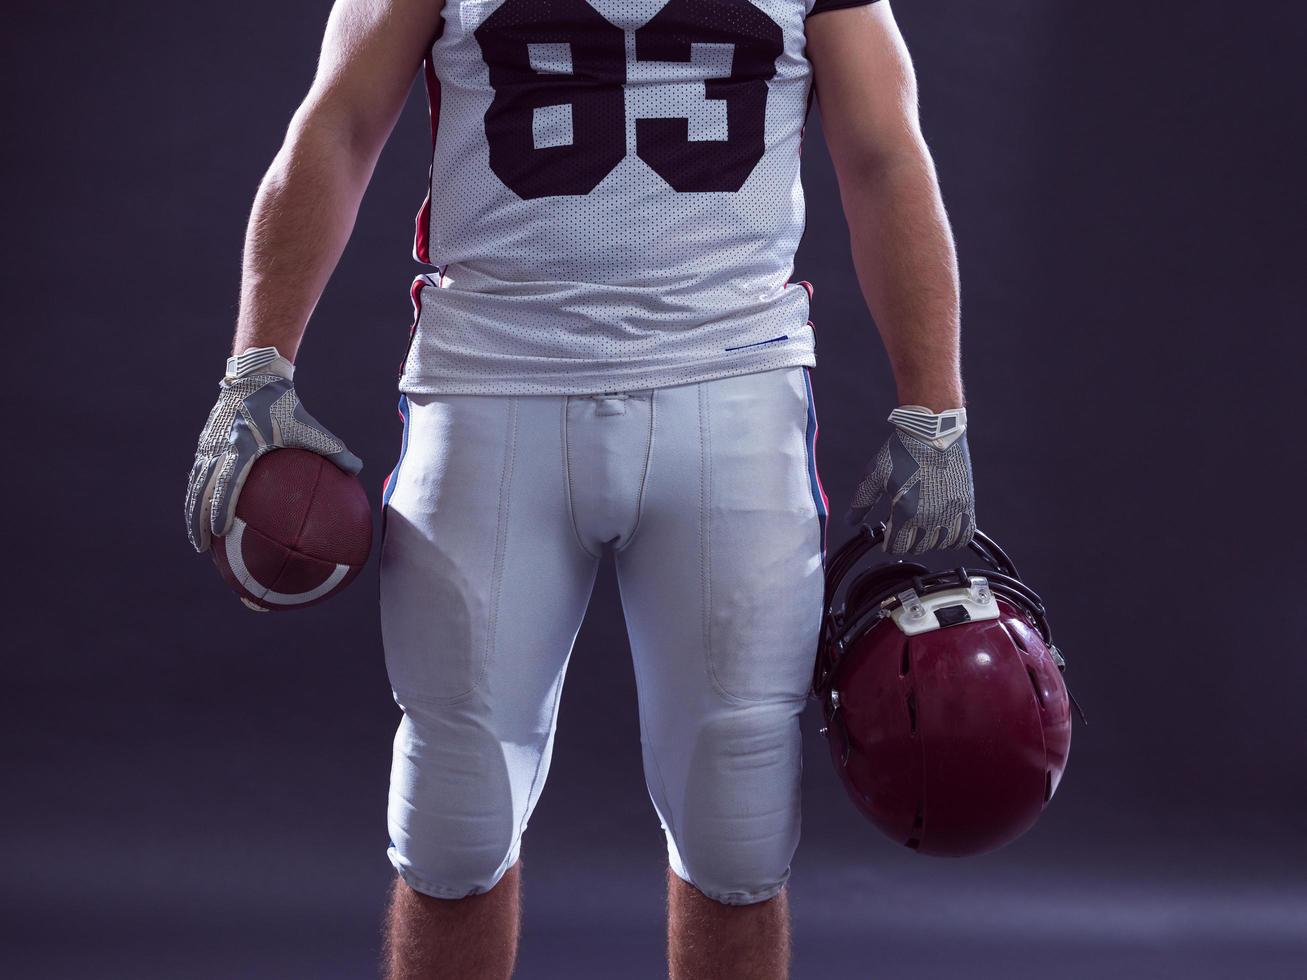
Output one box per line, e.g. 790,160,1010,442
810,2,976,554
235,0,446,360
808,2,962,411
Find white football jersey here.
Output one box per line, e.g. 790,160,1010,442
401,0,878,395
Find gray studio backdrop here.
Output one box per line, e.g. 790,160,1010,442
4,1,1305,977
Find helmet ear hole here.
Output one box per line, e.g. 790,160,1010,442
899,641,911,677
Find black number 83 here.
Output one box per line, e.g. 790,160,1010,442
474,0,784,199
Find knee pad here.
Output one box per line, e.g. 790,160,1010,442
661,705,803,907
387,712,525,900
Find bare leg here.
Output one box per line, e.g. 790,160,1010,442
667,869,791,980
382,861,522,980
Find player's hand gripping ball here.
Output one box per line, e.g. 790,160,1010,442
184,347,371,611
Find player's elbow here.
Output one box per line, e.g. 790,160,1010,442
834,128,936,197
282,92,388,177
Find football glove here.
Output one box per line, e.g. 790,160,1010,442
184,346,362,553
847,405,976,555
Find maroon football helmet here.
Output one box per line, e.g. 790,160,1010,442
813,523,1076,857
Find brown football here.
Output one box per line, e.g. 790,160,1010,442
211,449,373,612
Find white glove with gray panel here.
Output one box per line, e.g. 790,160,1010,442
184,346,362,553
846,405,976,555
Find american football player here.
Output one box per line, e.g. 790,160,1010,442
184,1,974,977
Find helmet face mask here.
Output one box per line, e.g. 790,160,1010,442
815,524,1075,858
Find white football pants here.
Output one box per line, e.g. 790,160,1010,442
380,365,828,905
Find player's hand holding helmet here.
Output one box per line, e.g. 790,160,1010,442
184,346,363,553
847,405,975,554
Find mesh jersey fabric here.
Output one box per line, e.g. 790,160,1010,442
402,0,881,396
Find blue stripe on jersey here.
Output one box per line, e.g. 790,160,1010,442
724,334,789,353
801,367,829,561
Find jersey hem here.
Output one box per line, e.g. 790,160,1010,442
397,346,818,396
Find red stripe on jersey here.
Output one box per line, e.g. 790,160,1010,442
398,277,428,379
412,51,443,266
